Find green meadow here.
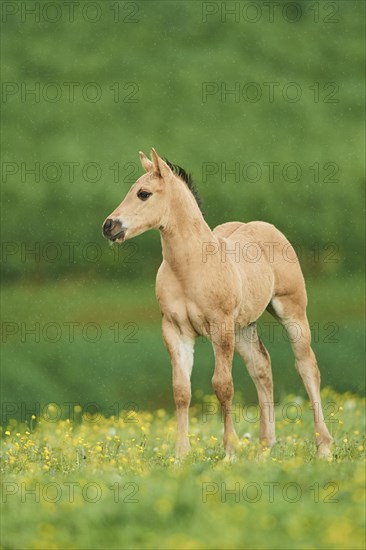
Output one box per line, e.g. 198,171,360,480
1,1,365,548
2,390,365,549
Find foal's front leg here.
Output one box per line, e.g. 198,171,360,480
162,317,194,459
211,320,239,457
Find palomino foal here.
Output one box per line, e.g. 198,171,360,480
102,149,333,459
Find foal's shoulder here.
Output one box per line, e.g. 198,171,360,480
213,221,245,238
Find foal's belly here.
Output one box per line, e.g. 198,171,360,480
235,263,275,326
218,228,276,326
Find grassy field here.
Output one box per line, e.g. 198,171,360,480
2,275,365,548
1,389,365,549
1,2,365,547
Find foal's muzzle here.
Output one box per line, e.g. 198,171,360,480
102,218,125,242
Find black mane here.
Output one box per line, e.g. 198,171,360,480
164,158,204,215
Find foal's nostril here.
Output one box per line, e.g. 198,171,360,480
103,218,113,235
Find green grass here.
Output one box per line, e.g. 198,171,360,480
1,2,365,548
1,389,365,549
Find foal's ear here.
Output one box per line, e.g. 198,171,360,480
151,148,172,180
139,151,154,172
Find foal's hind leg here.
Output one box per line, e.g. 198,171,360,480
269,295,333,457
235,324,276,449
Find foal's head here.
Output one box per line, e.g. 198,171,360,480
102,149,201,243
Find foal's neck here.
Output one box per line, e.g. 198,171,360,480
160,178,215,273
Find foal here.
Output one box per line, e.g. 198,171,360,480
102,149,333,459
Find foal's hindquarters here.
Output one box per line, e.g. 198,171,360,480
214,221,333,458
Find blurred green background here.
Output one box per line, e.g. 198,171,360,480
1,0,365,421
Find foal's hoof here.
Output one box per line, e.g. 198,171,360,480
174,443,191,464
257,446,271,461
316,434,333,460
224,433,240,453
317,445,333,460
174,452,191,466
223,453,237,464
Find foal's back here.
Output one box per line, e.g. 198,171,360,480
213,221,307,325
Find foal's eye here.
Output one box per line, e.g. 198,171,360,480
137,190,152,201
